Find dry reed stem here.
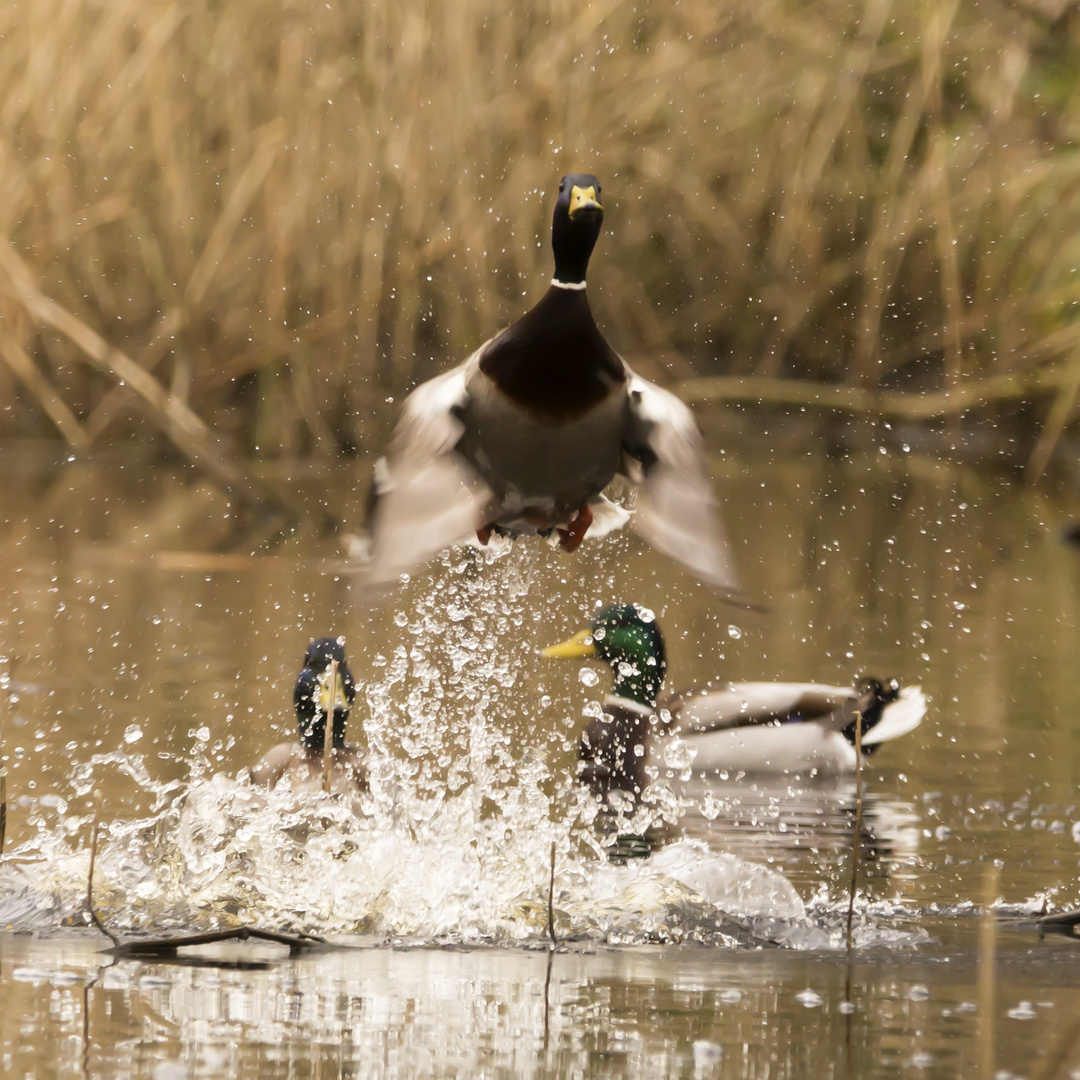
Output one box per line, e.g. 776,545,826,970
322,659,337,794
0,1,1078,453
0,772,6,859
845,712,864,952
86,800,119,948
547,841,557,949
1026,342,1080,482
978,862,999,1080
0,336,89,449
677,361,1074,418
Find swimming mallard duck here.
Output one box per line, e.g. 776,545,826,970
543,604,925,796
250,636,368,793
363,174,742,601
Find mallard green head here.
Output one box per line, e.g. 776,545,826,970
543,603,666,708
551,173,604,287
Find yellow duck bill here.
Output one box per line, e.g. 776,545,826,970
541,628,596,658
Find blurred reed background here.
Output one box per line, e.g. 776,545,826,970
0,0,1078,469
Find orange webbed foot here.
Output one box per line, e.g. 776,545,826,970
556,504,593,553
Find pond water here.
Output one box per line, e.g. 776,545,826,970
1,431,1080,1078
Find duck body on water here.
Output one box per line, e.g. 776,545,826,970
544,605,926,798
363,175,743,602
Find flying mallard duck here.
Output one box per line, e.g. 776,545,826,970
250,636,368,793
362,174,742,601
543,604,925,796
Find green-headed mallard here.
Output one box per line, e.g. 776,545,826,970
543,604,925,796
250,636,368,793
363,175,741,601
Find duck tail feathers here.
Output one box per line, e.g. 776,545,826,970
862,686,926,746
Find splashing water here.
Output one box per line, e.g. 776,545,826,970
0,545,921,949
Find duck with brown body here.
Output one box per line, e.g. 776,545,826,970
251,637,368,794
362,175,744,603
544,605,926,800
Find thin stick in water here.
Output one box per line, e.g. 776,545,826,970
978,862,999,1080
322,658,337,794
86,797,119,947
845,711,864,951
547,841,557,948
0,771,6,858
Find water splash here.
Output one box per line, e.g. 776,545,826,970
0,546,924,949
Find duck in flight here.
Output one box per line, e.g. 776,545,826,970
250,636,368,794
543,604,925,798
363,175,743,602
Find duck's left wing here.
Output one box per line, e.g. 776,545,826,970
363,360,493,595
622,375,742,598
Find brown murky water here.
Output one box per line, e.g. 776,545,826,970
2,434,1080,1078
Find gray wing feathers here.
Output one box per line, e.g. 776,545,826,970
623,376,741,595
363,362,492,592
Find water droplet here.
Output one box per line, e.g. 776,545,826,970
727,625,742,640
719,989,741,1004
796,989,822,1008
578,668,599,687
663,738,696,770
838,1001,855,1014
908,985,930,1001
123,724,143,744
692,1041,723,1067
1007,1001,1037,1020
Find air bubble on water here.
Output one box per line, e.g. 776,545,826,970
796,989,823,1008
908,985,930,1001
1006,1001,1036,1020
123,725,143,745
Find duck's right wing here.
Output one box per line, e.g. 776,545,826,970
362,359,493,595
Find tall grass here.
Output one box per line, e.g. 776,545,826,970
0,0,1079,459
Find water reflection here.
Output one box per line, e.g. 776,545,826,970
5,931,1080,1079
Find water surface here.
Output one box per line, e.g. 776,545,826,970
2,438,1080,1077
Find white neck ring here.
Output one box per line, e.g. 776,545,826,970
551,278,587,291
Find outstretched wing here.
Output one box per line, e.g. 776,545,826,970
622,374,742,598
362,359,493,595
